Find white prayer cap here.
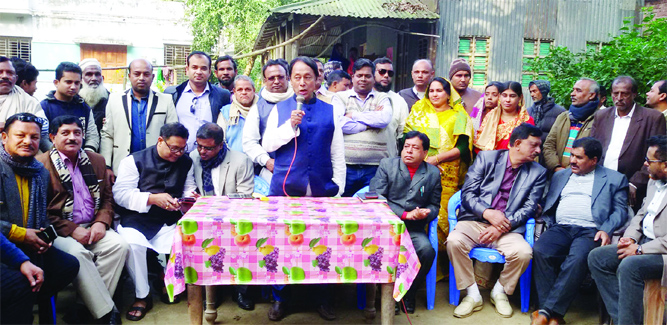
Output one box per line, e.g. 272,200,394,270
79,58,102,70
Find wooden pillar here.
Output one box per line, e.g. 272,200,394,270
284,22,292,60
291,15,300,59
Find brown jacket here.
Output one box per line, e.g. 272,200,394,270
542,110,595,172
36,151,114,237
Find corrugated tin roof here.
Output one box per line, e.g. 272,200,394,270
271,0,439,20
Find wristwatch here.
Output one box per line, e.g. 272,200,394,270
636,245,643,255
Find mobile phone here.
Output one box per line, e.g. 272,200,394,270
179,197,197,204
37,225,58,244
227,193,253,199
363,192,379,199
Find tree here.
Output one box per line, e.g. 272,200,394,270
530,7,667,107
183,0,302,79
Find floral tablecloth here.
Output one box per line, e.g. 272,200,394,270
164,196,421,302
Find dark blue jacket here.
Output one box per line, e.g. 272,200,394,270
164,81,231,122
40,91,98,151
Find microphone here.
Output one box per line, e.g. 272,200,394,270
296,95,305,111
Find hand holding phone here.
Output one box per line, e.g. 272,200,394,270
36,225,57,244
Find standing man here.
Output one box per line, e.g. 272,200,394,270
37,115,128,325
333,58,393,197
113,123,196,321
326,70,351,93
214,55,237,92
187,123,255,310
591,76,667,210
646,80,667,123
41,62,100,152
398,59,434,111
242,59,293,180
370,131,440,313
101,59,178,174
527,80,565,145
79,58,110,135
449,58,482,115
589,135,667,325
164,51,231,153
531,137,628,325
373,57,409,157
0,113,80,324
543,78,600,173
0,57,50,151
10,57,39,97
314,59,330,103
219,75,257,152
447,124,546,318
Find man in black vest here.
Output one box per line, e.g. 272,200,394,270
113,122,196,321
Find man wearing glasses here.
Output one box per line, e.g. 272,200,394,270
113,123,196,321
185,122,255,310
164,51,231,153
373,57,409,157
589,135,667,325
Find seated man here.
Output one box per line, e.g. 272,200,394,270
532,137,628,325
0,113,79,324
113,122,196,321
187,122,254,310
370,130,440,313
36,115,129,324
1,233,44,324
447,123,547,318
589,135,667,325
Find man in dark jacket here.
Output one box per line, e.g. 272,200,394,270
528,80,565,152
164,51,231,153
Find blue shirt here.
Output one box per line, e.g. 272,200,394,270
220,104,246,152
130,92,148,153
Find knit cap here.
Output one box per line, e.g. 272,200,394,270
529,80,551,98
448,58,472,79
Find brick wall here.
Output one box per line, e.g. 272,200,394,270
646,0,667,18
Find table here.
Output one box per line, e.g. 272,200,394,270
164,196,421,325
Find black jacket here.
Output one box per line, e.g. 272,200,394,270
164,81,231,122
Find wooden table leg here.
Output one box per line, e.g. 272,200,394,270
380,283,394,325
204,286,218,325
188,284,203,325
364,284,377,321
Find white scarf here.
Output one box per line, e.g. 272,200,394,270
0,86,37,121
228,95,258,125
260,87,294,104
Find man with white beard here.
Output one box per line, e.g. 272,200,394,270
79,59,110,135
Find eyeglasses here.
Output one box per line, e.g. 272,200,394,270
163,141,187,154
645,157,664,164
195,141,219,151
190,97,199,115
378,69,394,77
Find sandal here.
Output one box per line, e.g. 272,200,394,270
126,296,153,321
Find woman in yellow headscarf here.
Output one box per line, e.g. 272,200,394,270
404,77,474,272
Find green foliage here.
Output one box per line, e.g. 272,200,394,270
183,0,301,81
530,8,667,107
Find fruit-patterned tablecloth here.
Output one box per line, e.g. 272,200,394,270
164,196,421,302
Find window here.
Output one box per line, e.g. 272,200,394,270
458,37,489,88
417,38,429,60
0,36,31,61
164,44,192,84
522,39,552,87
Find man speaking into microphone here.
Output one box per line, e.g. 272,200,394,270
262,56,345,198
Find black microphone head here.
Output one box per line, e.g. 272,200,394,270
296,95,305,103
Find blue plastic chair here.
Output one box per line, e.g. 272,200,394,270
447,190,534,313
355,186,439,310
253,175,270,196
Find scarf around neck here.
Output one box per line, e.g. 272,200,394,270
200,144,227,195
569,100,599,122
474,104,531,151
0,144,46,228
49,148,101,221
228,95,258,126
260,87,294,104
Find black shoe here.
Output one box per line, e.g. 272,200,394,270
403,297,416,314
232,292,255,311
98,306,122,325
268,301,286,321
316,304,337,321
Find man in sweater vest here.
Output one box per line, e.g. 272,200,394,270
398,59,434,111
40,62,100,152
113,122,196,321
332,58,393,197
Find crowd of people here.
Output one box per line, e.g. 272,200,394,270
0,48,666,325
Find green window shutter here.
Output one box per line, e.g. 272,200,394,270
475,39,487,54
458,39,471,54
523,41,535,56
472,73,486,87
539,42,551,56
522,58,532,71
473,57,487,70
521,74,533,88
